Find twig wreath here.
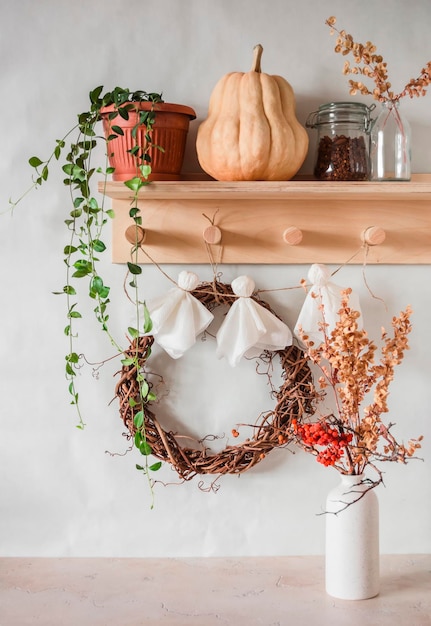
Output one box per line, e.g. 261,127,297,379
115,279,318,482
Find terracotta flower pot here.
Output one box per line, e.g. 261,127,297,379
101,102,196,181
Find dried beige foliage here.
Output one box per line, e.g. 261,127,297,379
293,289,422,483
326,16,431,103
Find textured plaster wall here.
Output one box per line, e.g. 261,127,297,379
0,0,430,557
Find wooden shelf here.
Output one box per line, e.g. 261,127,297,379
99,174,431,264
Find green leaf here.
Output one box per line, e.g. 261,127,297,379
133,410,144,429
73,259,92,275
64,245,77,255
91,276,104,294
66,363,76,376
63,285,76,295
78,140,97,151
81,126,96,138
68,303,82,318
149,462,162,472
143,302,153,333
111,125,124,135
99,285,110,298
139,164,152,180
54,145,62,160
127,262,142,275
128,326,139,339
92,239,106,253
66,352,80,364
29,156,43,168
140,379,149,399
71,165,86,182
147,392,157,402
73,197,85,208
118,107,130,121
128,397,137,407
139,440,152,456
73,258,91,268
121,358,135,366
106,209,115,219
124,177,144,193
88,197,99,210
90,85,104,104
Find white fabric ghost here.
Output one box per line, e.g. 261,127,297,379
146,271,214,358
294,264,362,345
216,275,293,367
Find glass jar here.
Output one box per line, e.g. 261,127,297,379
306,102,375,181
369,101,411,181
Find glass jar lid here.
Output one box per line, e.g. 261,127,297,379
306,101,375,131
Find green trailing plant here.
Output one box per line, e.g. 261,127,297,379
9,86,166,490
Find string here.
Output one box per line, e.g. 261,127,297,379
330,245,365,277
135,245,179,287
361,243,388,310
204,240,223,280
132,236,386,305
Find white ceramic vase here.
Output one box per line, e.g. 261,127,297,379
325,473,379,600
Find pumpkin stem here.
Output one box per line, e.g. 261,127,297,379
251,44,263,73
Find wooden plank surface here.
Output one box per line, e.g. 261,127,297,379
98,175,431,264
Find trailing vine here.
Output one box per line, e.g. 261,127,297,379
9,87,164,486
122,190,163,501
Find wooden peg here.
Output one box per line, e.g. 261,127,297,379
203,225,222,245
283,226,303,246
362,226,386,246
125,225,146,245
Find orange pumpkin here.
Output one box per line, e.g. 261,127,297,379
196,44,309,181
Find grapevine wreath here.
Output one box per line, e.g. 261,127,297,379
115,278,318,482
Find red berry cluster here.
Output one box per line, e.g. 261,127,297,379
291,419,353,467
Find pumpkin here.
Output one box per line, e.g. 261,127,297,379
196,45,308,181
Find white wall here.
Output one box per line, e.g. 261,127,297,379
0,0,430,557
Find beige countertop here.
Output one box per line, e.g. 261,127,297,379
1,555,430,625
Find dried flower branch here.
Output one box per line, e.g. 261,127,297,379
290,289,422,489
326,16,431,103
